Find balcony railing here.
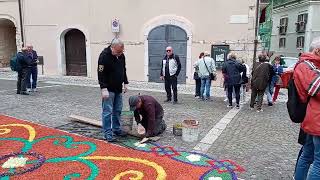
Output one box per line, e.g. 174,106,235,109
273,0,302,7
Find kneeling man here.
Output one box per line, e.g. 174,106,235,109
129,95,167,137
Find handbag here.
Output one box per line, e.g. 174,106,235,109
203,58,216,81
193,72,199,80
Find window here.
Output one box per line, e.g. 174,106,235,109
279,17,288,35
279,37,286,48
296,13,308,33
297,36,305,49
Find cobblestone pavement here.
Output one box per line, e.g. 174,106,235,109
0,79,230,151
208,104,301,179
0,74,299,179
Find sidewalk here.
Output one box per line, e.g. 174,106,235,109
0,68,227,97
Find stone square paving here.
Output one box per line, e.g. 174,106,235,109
0,72,300,179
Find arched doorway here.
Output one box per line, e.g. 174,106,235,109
0,18,17,68
148,25,187,83
64,29,87,76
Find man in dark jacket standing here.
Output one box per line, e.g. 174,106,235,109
250,54,275,112
98,39,129,142
17,47,32,95
160,46,181,104
129,95,166,137
222,53,245,108
26,45,39,92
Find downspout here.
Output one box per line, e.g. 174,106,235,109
253,0,260,67
18,0,24,46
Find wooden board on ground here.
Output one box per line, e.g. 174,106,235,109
69,114,102,127
68,114,160,142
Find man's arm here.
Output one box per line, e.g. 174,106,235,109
175,55,181,76
134,110,141,124
211,59,217,74
123,56,129,85
97,52,108,89
160,56,165,77
33,50,38,60
295,63,320,97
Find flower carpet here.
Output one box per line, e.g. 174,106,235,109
0,115,244,179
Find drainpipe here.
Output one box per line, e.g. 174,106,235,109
253,0,260,67
18,0,24,46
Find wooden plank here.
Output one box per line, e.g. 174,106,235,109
69,114,102,127
69,114,160,141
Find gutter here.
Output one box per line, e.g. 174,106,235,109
18,0,24,46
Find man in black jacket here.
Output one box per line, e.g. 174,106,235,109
160,46,181,104
26,45,39,92
17,47,32,95
98,39,129,142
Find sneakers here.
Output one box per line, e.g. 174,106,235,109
164,99,171,103
236,104,240,109
257,109,264,112
21,92,29,95
105,137,117,142
227,104,233,108
26,88,32,93
268,102,273,106
114,131,127,137
32,88,37,92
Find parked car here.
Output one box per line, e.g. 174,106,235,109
281,57,299,72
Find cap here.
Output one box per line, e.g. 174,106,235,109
129,96,140,111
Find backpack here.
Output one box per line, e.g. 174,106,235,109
10,54,22,72
286,61,312,123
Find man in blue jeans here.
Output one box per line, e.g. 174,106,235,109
98,39,129,142
194,51,216,101
26,45,38,92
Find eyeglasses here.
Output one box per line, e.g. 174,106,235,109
166,50,172,52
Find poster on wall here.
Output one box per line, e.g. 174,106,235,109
211,44,230,69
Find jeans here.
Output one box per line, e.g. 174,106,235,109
27,66,38,89
295,134,320,180
195,79,201,97
200,77,211,99
101,92,123,139
17,68,31,93
240,84,247,102
165,75,178,102
265,83,274,103
227,84,241,105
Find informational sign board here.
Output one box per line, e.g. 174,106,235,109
211,45,230,69
111,19,120,33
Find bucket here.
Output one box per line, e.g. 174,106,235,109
173,123,183,136
182,120,199,142
120,111,134,132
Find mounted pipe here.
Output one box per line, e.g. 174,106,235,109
18,0,24,46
